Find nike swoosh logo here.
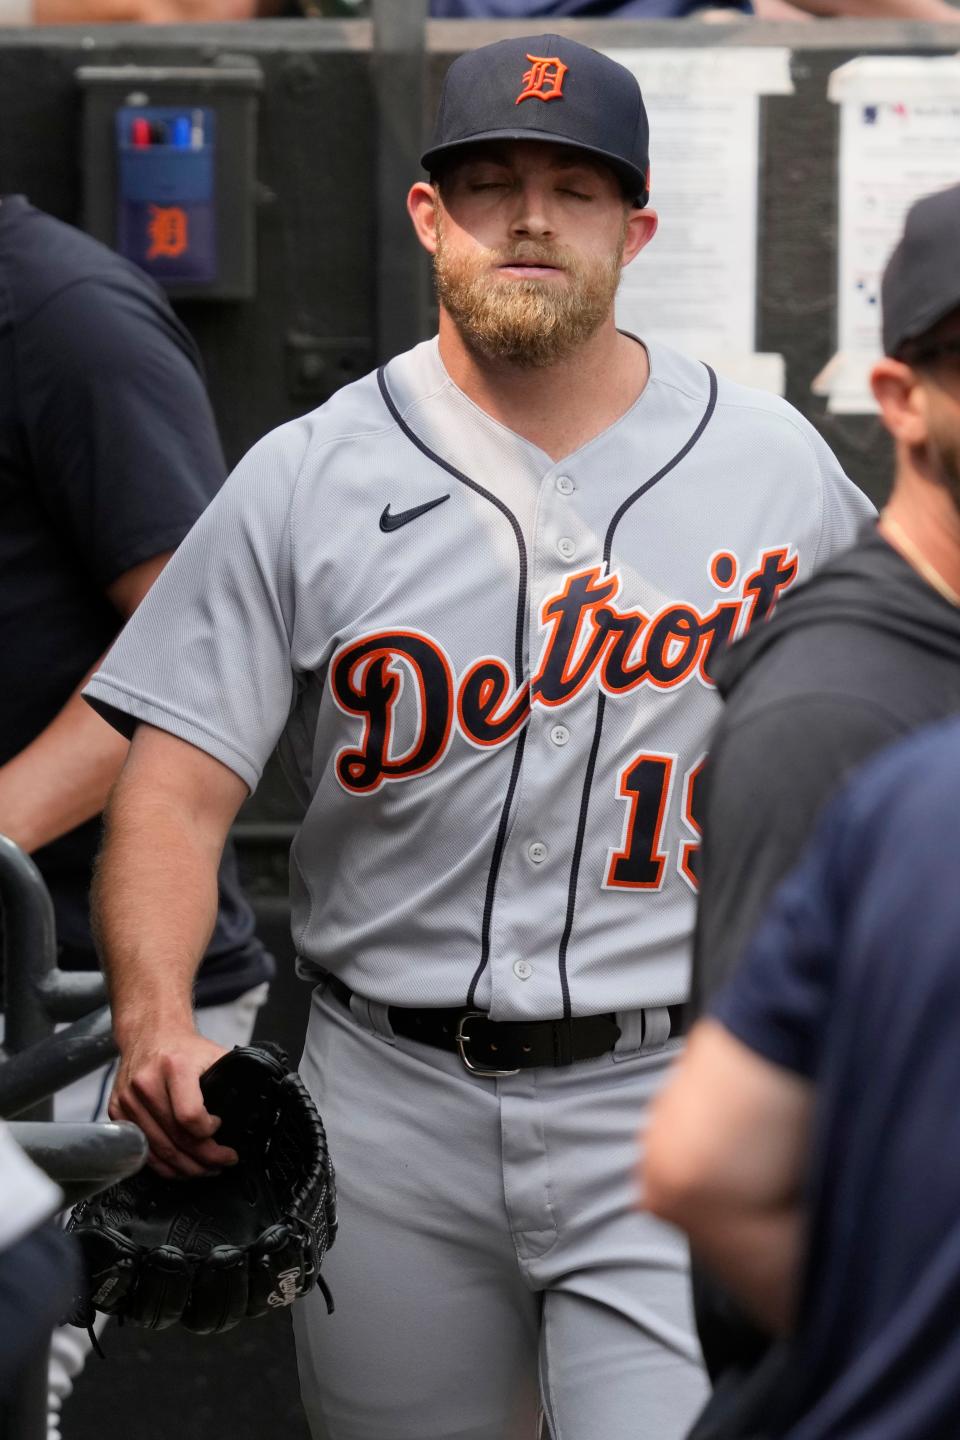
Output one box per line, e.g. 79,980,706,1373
380,494,450,533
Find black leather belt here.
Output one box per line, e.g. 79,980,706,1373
325,976,686,1077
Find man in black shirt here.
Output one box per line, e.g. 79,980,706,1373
0,194,274,1436
678,182,960,1424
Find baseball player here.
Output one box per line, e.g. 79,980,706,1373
83,35,872,1440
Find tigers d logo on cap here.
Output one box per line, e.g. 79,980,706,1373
516,54,568,106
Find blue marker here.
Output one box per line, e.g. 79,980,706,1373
172,115,192,148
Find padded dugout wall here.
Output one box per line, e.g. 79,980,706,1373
2,19,959,481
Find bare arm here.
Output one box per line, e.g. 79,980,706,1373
641,1020,814,1335
751,0,814,18
94,724,250,1178
785,0,959,17
32,0,254,21
0,554,170,854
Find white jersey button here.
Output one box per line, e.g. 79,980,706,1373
557,537,576,561
550,724,570,747
527,840,548,864
556,475,575,495
513,959,533,981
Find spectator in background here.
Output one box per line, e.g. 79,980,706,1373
429,0,960,22
4,0,958,22
0,1122,80,1405
430,0,753,17
0,0,247,17
0,0,294,21
0,193,274,1440
643,714,960,1440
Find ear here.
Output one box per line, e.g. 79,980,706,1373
622,209,658,268
870,358,929,447
407,181,440,256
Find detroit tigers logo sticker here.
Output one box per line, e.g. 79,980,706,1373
329,547,798,795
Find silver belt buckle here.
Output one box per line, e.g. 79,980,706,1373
455,1011,520,1078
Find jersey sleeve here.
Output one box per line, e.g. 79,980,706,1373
691,693,902,1013
804,420,876,569
15,274,226,589
83,422,308,793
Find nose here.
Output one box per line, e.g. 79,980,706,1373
508,180,556,241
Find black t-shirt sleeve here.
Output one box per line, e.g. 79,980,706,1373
15,274,226,589
709,817,840,1080
692,694,902,1011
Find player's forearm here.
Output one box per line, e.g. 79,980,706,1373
0,664,128,855
93,779,222,1044
643,1023,812,1331
94,728,253,1177
644,1133,806,1332
682,1202,805,1335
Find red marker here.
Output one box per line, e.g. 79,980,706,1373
131,116,151,148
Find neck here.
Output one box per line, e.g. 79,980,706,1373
879,467,960,605
437,312,649,463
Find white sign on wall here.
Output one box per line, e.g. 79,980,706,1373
607,47,793,395
815,56,960,415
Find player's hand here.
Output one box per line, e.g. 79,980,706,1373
109,1029,238,1180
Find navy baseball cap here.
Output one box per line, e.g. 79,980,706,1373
883,183,960,357
422,35,650,207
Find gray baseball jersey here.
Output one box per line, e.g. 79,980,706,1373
85,337,873,1019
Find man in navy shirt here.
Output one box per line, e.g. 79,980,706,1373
0,195,274,1439
644,714,960,1439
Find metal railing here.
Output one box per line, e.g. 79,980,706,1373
8,1120,148,1210
0,835,115,1122
0,834,147,1440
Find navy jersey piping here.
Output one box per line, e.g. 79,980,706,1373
377,366,529,1009
556,365,719,1019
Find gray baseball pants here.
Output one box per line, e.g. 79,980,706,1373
293,983,708,1440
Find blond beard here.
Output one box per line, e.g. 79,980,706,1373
434,213,627,369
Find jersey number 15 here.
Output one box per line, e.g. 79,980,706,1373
605,753,705,893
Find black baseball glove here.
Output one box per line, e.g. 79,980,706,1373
67,1042,337,1335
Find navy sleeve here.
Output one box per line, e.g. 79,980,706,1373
709,805,844,1081
15,274,226,590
